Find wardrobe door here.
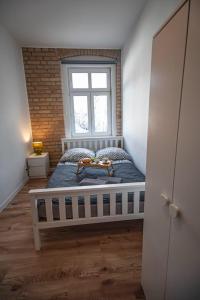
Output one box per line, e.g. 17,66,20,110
142,2,189,300
166,1,200,299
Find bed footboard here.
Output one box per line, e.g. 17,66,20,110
29,182,145,250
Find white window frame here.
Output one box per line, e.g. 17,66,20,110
70,92,91,137
61,64,116,138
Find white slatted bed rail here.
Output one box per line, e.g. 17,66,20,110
61,136,123,153
29,182,145,250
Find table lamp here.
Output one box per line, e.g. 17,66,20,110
32,141,43,155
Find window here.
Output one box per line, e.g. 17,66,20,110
62,65,116,137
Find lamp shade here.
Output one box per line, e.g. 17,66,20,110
32,141,43,155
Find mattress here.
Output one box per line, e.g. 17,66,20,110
38,160,145,220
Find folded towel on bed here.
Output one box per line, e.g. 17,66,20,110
79,178,108,186
97,176,122,184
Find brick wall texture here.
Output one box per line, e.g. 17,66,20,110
22,48,122,166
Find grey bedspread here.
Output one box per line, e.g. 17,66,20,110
38,160,145,220
47,160,145,188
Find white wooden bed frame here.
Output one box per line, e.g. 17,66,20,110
29,136,145,250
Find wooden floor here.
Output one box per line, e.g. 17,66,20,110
0,179,145,300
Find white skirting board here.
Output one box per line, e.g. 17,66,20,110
0,176,28,212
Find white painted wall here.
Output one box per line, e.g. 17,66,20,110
122,0,183,174
0,25,32,211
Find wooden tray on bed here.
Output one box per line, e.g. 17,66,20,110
76,159,114,176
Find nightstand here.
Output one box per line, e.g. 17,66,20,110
27,153,49,178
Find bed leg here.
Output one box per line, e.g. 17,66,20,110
33,225,41,251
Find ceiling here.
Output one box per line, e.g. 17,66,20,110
0,0,146,48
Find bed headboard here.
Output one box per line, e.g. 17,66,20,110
61,136,123,154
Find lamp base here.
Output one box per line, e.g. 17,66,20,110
34,150,43,155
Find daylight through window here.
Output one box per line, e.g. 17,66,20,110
63,66,115,137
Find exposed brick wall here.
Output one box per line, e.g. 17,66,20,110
22,48,122,166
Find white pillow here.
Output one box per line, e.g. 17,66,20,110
60,148,95,162
96,147,132,161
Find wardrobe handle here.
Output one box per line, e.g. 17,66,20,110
160,193,170,205
169,203,180,218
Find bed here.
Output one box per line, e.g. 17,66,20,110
29,136,145,250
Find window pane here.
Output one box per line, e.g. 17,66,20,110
73,96,89,134
72,73,88,89
91,73,107,89
94,95,108,133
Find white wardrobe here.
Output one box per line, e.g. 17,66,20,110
142,0,200,299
